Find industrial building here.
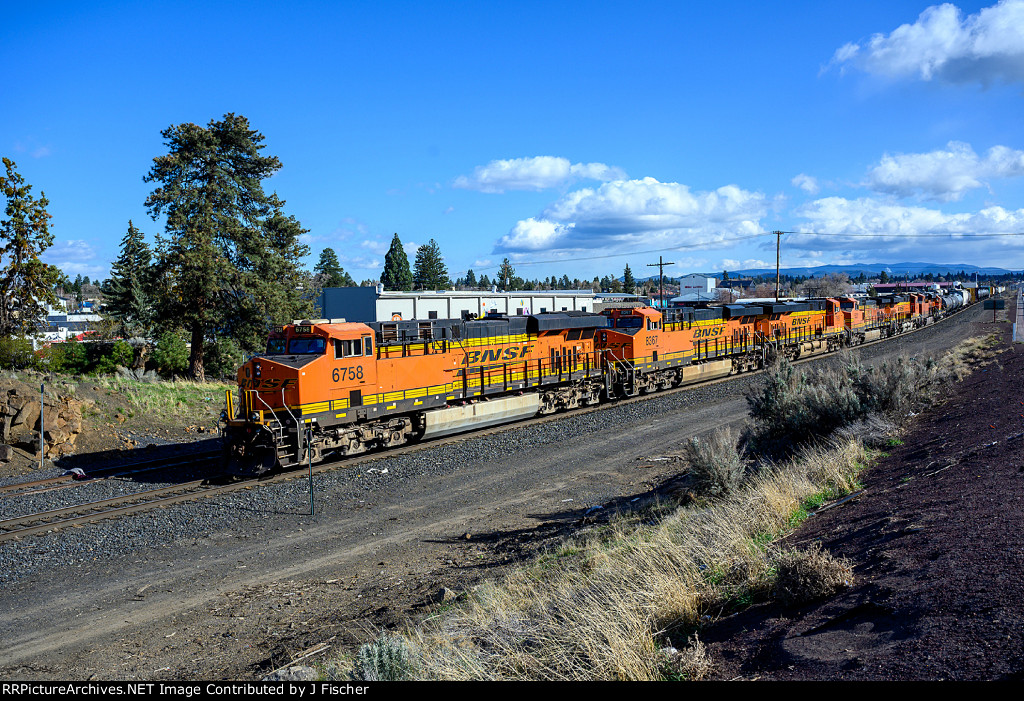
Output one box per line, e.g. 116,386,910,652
316,286,626,323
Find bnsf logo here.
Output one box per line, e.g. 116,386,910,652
462,346,534,366
239,378,297,390
693,327,724,339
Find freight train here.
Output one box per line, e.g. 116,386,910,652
221,289,980,476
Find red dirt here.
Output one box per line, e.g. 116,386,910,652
704,314,1024,680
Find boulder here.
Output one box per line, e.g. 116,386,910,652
13,400,40,428
0,444,13,462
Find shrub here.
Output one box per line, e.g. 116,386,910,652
772,543,854,606
0,336,37,369
202,336,245,380
681,426,746,498
152,330,189,377
92,340,135,375
354,632,417,681
746,355,943,458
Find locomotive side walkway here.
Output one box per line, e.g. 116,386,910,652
706,306,1024,680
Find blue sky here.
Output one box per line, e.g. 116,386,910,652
5,0,1024,284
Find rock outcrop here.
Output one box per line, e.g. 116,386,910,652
1,386,88,460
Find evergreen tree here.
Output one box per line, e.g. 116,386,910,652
479,274,491,289
103,220,154,338
0,157,59,336
465,268,477,288
879,270,890,283
315,247,355,287
413,239,450,289
498,258,516,291
144,113,312,380
380,233,413,291
623,264,636,294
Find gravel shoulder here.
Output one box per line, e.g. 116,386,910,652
0,303,1002,681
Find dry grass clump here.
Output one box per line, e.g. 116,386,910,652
772,543,854,606
660,634,713,681
935,333,1002,380
680,426,747,498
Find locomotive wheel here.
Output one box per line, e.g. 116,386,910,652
226,445,278,477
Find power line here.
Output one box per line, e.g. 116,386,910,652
780,230,1024,238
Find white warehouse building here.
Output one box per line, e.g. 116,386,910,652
678,273,718,295
317,287,606,323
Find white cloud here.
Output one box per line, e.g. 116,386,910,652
454,156,627,193
792,173,820,194
792,196,1024,261
866,141,1024,200
40,240,106,278
829,1,1024,85
496,177,767,253
721,258,776,270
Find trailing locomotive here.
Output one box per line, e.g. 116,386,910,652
221,289,978,476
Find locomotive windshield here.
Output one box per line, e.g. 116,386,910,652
266,338,287,354
287,337,327,354
614,317,643,329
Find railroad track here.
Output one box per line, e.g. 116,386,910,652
0,301,986,544
0,451,222,497
0,475,243,543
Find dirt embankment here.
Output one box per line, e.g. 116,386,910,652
704,316,1024,680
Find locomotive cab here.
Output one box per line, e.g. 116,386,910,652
224,320,379,476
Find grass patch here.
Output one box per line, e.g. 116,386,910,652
93,376,234,423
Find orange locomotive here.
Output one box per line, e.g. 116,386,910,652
595,301,848,397
223,312,608,475
223,291,977,476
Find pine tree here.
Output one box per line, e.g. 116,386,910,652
315,247,355,287
413,239,450,290
381,233,413,291
623,264,636,294
465,269,477,288
0,157,59,337
498,258,516,291
144,113,312,380
103,220,154,338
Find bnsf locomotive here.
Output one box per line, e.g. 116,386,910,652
221,289,977,476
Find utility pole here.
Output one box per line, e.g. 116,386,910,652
648,256,675,309
774,230,783,302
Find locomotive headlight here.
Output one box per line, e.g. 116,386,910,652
249,411,260,423
220,409,228,421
